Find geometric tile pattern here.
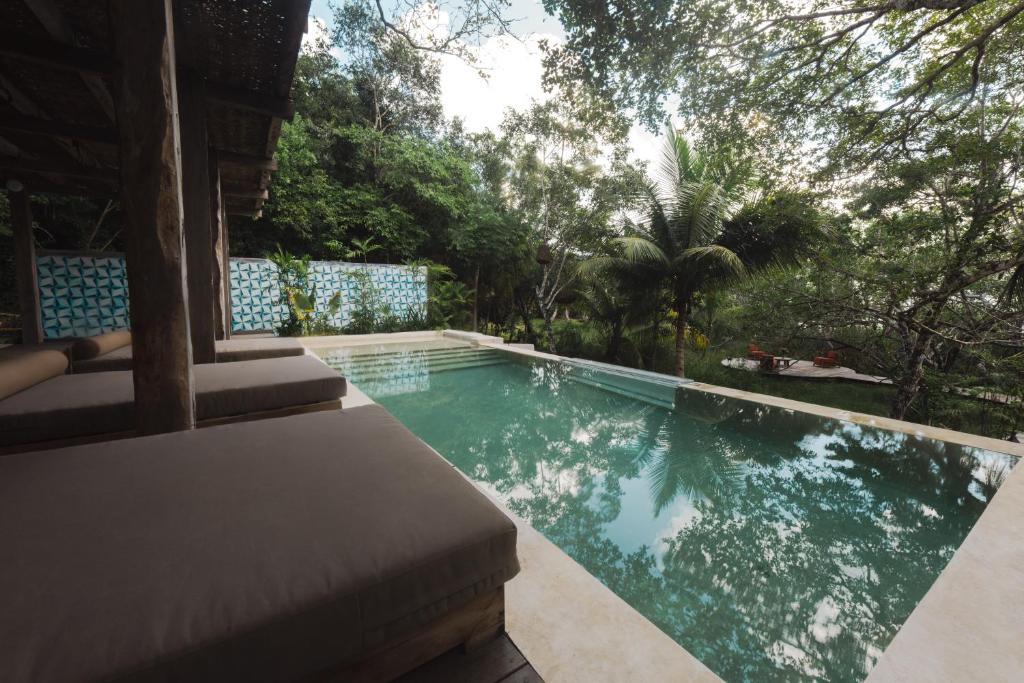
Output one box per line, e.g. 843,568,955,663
37,253,427,338
38,253,130,339
230,258,286,332
230,258,427,332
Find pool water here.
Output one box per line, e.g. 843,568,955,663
319,345,1016,683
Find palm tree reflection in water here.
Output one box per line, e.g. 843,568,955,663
376,356,1013,683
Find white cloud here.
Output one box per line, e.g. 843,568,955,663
308,3,673,175
303,16,344,61
438,33,558,134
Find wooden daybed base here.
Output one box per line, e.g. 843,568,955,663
322,587,506,682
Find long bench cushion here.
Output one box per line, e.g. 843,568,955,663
0,406,519,683
72,343,133,372
213,336,306,363
0,355,346,447
74,337,306,373
71,330,131,361
0,350,68,400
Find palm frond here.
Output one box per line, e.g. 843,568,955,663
614,236,670,266
676,245,746,280
670,180,728,249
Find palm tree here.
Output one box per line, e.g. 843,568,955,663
591,127,820,377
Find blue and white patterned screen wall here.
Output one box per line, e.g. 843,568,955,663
36,252,428,338
38,253,130,339
230,258,427,332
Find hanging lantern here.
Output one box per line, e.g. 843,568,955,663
536,242,552,265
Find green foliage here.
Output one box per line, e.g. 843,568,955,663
587,129,821,376
342,269,425,334
268,247,343,337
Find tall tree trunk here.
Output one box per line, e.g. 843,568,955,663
472,264,480,332
674,303,688,378
607,320,623,363
890,330,934,420
536,287,557,354
515,294,536,344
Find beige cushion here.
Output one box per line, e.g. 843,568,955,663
0,406,519,683
72,343,133,373
0,351,68,400
195,355,346,419
215,337,306,363
0,355,346,447
71,330,131,361
73,337,306,373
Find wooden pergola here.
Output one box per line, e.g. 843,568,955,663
1,0,310,434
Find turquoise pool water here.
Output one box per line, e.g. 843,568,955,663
319,345,1016,683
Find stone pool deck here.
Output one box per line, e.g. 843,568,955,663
315,330,1024,682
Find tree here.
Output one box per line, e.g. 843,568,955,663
542,0,1024,161
591,128,821,377
774,99,1024,420
501,99,644,353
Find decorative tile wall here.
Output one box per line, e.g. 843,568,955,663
37,253,130,339
230,258,427,332
37,252,428,338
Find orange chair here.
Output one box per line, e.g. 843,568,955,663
813,350,840,368
748,343,767,360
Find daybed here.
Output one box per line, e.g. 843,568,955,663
0,354,346,452
0,406,519,682
72,333,307,373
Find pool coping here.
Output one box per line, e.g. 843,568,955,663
322,330,1024,681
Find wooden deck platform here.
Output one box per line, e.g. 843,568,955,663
723,357,892,385
723,357,1018,405
396,633,543,683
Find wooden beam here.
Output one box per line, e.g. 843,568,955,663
111,0,195,434
216,150,278,171
0,112,117,145
221,204,232,339
0,28,115,75
209,150,226,341
23,0,117,121
0,72,105,170
222,186,269,200
179,70,216,364
274,1,313,94
206,82,295,120
0,172,115,197
8,186,43,344
0,155,117,183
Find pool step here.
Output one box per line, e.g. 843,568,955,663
328,354,509,384
337,348,496,370
565,367,677,409
345,358,509,381
326,345,477,364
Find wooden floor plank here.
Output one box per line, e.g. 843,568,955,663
395,633,542,683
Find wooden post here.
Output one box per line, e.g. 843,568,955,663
221,204,232,339
209,150,226,341
177,69,216,363
111,0,195,434
8,185,43,344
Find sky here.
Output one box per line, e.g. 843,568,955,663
305,0,665,171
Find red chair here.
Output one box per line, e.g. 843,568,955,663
748,343,767,360
813,350,840,368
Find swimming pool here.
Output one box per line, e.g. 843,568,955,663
318,344,1017,683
